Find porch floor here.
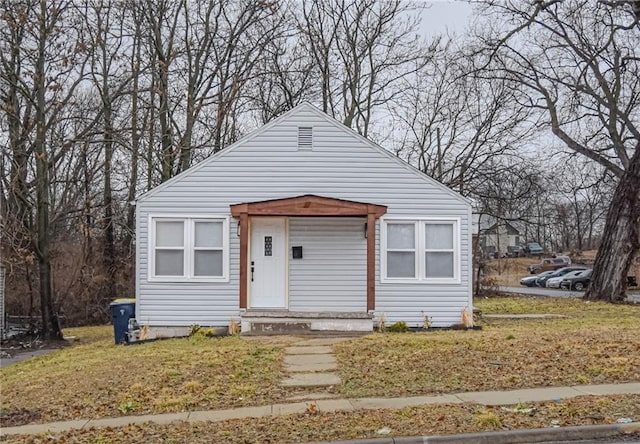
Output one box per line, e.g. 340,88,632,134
240,310,373,334
241,310,373,319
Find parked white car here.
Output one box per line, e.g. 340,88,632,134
546,270,586,289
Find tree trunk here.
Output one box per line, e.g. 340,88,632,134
147,64,156,191
82,140,93,261
33,0,63,340
125,18,141,252
3,16,32,250
159,58,173,181
38,257,61,339
584,141,640,302
102,93,116,300
178,81,195,172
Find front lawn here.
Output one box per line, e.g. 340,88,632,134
5,394,640,443
1,296,638,439
335,297,640,398
1,328,286,425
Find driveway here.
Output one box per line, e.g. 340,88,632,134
497,286,583,298
497,286,640,302
0,348,59,368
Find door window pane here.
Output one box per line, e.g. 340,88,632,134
155,250,184,276
194,250,223,277
426,252,454,278
264,236,272,256
195,221,222,248
156,221,184,247
387,224,415,249
387,251,415,278
425,224,453,249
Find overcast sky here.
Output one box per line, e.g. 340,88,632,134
419,1,474,36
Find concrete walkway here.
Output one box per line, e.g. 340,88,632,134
2,382,639,437
279,336,350,398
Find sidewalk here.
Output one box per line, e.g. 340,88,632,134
2,382,639,437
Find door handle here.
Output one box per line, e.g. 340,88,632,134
251,261,255,282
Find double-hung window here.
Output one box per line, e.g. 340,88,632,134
424,223,455,278
193,220,224,277
386,223,417,278
154,220,186,276
151,216,228,281
382,219,459,283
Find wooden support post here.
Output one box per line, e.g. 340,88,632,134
367,212,376,311
239,213,249,309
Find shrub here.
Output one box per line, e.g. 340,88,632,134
388,321,409,333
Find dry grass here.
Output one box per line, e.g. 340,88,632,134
1,296,639,441
4,395,639,443
335,297,640,398
62,324,114,344
1,328,286,426
485,257,536,286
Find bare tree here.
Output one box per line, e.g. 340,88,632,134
139,0,182,182
297,0,433,138
553,158,614,252
248,8,316,123
1,0,91,338
138,0,282,182
476,0,640,301
391,38,537,196
123,0,147,252
82,0,135,299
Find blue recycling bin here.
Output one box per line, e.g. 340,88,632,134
110,298,136,344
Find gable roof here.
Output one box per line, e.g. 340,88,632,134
137,102,471,205
485,221,520,235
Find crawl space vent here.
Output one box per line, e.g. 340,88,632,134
298,126,313,150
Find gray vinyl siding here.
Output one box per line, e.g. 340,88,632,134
136,104,472,328
288,218,366,312
135,214,241,327
376,217,472,327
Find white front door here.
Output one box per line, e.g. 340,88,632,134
250,218,287,308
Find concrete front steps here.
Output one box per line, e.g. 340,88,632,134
240,310,373,335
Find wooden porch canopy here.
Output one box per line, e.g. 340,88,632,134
230,195,387,311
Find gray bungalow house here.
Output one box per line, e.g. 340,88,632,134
135,103,472,336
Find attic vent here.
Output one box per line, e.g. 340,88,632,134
298,126,313,150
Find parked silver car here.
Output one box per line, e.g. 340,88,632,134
537,266,588,287
546,269,586,288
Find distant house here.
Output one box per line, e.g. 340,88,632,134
135,103,473,336
480,221,521,255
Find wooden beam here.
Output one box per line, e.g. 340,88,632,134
367,212,376,311
231,194,386,217
367,203,387,218
230,203,248,218
244,206,368,216
239,213,249,309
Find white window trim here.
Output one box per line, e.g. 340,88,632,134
148,214,229,283
381,217,461,284
152,217,188,279
383,221,418,279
